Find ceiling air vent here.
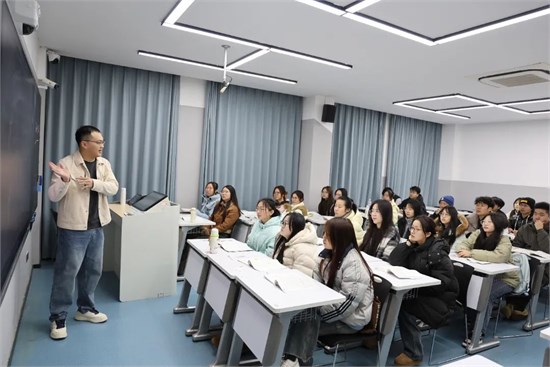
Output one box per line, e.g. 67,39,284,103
479,69,550,88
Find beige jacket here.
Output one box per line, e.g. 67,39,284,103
48,151,119,230
345,210,366,245
273,223,318,277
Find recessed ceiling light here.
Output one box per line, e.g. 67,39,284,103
163,0,195,25
342,13,435,46
295,0,346,16
345,0,381,13
227,49,271,70
138,50,296,85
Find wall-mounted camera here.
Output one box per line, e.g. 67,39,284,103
9,0,40,36
47,50,61,64
38,78,60,90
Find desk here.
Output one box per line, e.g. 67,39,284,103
362,254,441,367
103,203,179,302
512,247,550,331
440,355,502,367
173,215,215,314
450,253,518,354
540,327,550,367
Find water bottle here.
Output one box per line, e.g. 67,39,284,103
190,207,197,222
120,188,126,210
209,228,219,253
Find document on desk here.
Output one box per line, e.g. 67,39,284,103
387,266,422,279
466,258,491,265
218,238,253,252
264,270,314,293
247,257,286,272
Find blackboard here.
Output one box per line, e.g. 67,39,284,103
0,1,41,296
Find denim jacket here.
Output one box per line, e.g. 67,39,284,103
48,151,119,230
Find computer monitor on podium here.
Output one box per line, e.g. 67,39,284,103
132,191,168,212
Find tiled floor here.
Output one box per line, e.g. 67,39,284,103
9,262,549,366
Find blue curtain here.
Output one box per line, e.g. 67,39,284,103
201,82,302,210
386,115,442,205
330,104,386,206
42,57,179,258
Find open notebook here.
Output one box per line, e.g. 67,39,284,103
264,270,315,293
218,238,252,252
386,266,422,279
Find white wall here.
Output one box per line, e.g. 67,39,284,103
438,119,550,211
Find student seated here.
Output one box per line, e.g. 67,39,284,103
509,197,535,235
398,186,427,215
328,187,347,216
333,196,365,245
281,218,374,367
317,186,334,216
507,197,521,226
197,181,220,219
272,213,318,276
397,199,422,240
272,185,289,212
285,190,308,216
455,212,519,345
204,185,240,237
360,200,399,261
466,196,494,234
429,195,454,221
382,186,400,224
246,198,281,256
492,196,506,215
435,206,468,248
389,216,458,366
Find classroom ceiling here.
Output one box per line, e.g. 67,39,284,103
35,0,550,125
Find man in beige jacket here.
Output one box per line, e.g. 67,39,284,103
47,125,118,340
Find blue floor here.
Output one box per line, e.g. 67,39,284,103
9,263,550,366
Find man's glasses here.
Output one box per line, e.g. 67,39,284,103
84,140,106,145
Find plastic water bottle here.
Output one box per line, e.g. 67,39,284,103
190,207,197,222
209,228,219,253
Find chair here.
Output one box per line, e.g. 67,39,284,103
493,255,540,338
424,261,474,365
231,219,251,243
316,275,392,366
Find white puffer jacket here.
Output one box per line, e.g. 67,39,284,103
273,223,318,277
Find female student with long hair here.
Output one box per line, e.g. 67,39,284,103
197,181,220,219
397,199,422,240
273,213,318,276
317,186,334,216
333,196,365,245
272,185,289,211
246,198,281,256
328,187,348,216
286,190,308,216
389,216,458,366
455,212,519,345
205,185,240,237
281,217,374,367
360,199,399,261
436,206,468,248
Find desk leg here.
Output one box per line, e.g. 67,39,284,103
227,333,244,367
212,323,235,366
177,228,190,282
524,263,550,331
186,295,206,336
378,290,405,367
193,301,223,341
173,280,195,313
467,274,500,354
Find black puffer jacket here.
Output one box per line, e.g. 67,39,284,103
389,237,459,328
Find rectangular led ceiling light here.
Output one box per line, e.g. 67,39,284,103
163,0,195,25
295,0,346,16
345,0,381,13
270,47,352,69
227,49,271,70
162,23,269,49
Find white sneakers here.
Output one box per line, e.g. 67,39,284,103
74,309,108,323
280,358,299,367
50,309,108,340
50,319,67,340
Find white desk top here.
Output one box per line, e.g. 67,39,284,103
440,355,502,367
239,211,258,225
187,239,212,257
362,253,441,291
540,327,550,341
449,253,518,275
512,246,550,263
180,214,215,227
306,212,326,225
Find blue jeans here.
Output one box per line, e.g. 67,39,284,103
397,308,423,360
49,228,104,321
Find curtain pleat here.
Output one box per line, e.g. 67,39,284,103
386,115,442,205
41,57,179,259
200,82,302,210
330,104,386,206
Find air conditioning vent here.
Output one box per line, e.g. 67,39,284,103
479,69,550,88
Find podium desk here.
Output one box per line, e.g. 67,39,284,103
104,203,180,302
450,253,518,354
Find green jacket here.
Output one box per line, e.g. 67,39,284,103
456,230,519,288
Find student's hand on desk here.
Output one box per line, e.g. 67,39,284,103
48,161,70,183
457,250,471,258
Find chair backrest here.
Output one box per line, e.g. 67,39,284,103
372,274,392,327
231,219,251,243
452,261,475,307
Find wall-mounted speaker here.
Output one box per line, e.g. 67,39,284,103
321,104,336,123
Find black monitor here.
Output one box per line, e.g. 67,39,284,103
132,191,167,212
